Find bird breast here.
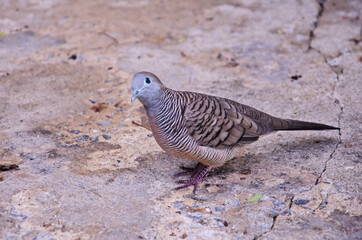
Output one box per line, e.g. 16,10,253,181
146,93,235,167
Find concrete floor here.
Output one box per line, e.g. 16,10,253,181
0,0,361,239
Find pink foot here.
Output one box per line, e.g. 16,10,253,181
174,163,212,194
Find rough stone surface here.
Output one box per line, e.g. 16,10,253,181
0,0,361,239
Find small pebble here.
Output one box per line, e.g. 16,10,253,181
293,199,310,205
184,194,207,201
147,133,153,137
217,221,226,227
187,214,203,222
282,210,291,216
214,206,225,212
69,130,80,134
91,135,99,143
272,200,286,211
231,200,242,207
76,54,83,64
269,209,279,217
99,121,110,126
117,123,123,127
328,58,339,66
76,135,89,142
290,75,302,81
102,134,111,140
173,201,185,209
68,54,77,60
319,198,328,209
295,34,306,41
10,213,28,220
260,195,270,201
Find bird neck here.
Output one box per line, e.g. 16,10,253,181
141,86,169,116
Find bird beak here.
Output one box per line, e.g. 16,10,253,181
131,90,139,103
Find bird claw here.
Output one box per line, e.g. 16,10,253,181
174,183,193,190
174,164,212,194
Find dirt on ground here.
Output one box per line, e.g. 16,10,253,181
0,0,361,239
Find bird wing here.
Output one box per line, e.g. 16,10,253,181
184,94,272,148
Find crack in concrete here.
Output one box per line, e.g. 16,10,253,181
269,196,295,232
269,214,278,231
316,194,329,211
288,195,295,210
304,0,343,191
254,215,278,239
312,53,343,188
255,1,344,238
307,0,326,50
255,195,295,239
304,46,343,216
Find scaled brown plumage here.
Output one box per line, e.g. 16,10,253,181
131,71,339,193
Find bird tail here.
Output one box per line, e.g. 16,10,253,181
272,118,339,131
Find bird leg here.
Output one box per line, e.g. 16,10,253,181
174,163,212,194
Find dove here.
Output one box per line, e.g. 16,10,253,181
131,72,339,193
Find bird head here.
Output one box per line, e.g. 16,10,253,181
131,72,163,104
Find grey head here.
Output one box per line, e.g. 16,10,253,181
131,72,164,107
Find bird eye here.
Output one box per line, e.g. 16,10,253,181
145,77,151,84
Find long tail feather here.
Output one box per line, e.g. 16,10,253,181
272,118,339,131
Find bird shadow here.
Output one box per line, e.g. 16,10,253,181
131,136,338,196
